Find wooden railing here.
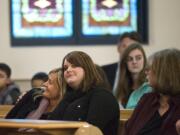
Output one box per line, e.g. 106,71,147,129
0,105,14,118
119,109,134,135
120,109,133,120
0,119,103,135
0,106,133,135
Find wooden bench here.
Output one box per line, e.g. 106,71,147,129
120,109,133,120
0,106,133,135
0,119,103,135
0,105,14,118
119,109,134,135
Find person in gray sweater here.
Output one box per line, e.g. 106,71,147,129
0,63,20,104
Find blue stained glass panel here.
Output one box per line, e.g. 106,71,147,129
11,0,73,38
82,0,137,36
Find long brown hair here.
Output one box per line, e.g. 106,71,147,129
115,43,147,106
62,51,103,92
149,48,180,96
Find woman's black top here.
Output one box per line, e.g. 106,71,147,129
138,110,169,135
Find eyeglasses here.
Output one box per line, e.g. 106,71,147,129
144,65,152,72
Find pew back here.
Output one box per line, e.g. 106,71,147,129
0,119,103,135
120,109,133,120
119,109,134,135
0,105,14,118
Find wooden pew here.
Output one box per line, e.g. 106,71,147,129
0,106,133,135
118,109,134,135
0,105,14,118
120,109,133,120
0,119,103,135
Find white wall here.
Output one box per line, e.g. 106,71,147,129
0,0,180,81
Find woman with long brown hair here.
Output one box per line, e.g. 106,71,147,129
49,51,119,135
115,43,152,109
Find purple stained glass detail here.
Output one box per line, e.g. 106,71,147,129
82,0,137,36
97,0,123,9
29,0,56,9
11,0,73,39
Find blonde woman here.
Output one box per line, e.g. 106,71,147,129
6,68,64,119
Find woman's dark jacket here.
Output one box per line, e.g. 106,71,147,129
6,88,44,119
49,87,120,135
123,92,180,135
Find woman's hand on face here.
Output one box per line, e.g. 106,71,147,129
176,120,180,135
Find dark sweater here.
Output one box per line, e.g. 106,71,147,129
49,87,120,135
123,92,180,135
6,88,44,119
0,83,20,105
102,62,118,89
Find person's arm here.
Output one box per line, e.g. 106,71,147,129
2,95,13,105
16,91,27,104
123,93,154,135
9,88,21,104
176,120,180,135
5,88,41,118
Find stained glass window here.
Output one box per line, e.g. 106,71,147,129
10,0,148,46
82,0,137,36
10,0,74,45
